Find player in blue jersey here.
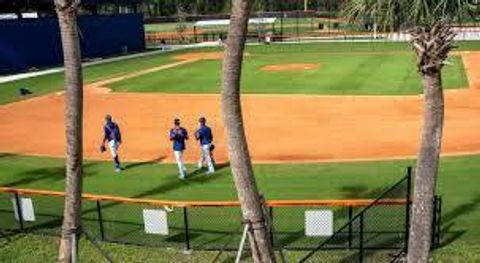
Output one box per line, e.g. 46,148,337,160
195,117,215,174
100,115,122,173
169,118,189,179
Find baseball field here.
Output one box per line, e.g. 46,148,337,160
1,41,480,262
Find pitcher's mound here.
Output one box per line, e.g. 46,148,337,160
261,63,319,72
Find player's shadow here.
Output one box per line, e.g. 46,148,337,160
187,162,231,180
123,156,166,170
133,163,230,198
78,162,232,218
0,153,15,159
2,162,97,187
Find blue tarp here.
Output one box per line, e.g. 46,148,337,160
0,14,145,75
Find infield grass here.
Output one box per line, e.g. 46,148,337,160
1,41,479,105
109,53,467,95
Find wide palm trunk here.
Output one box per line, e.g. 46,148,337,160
408,22,455,262
54,0,84,262
221,0,276,262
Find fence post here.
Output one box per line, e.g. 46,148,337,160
96,200,105,240
436,196,442,248
296,11,300,41
431,196,441,249
359,212,364,263
348,206,353,249
269,206,274,247
183,207,191,251
404,166,412,253
14,193,24,231
193,26,197,43
280,12,284,40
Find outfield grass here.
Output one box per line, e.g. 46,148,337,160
1,41,479,105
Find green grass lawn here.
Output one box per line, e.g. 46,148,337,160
0,51,180,105
109,52,468,95
110,41,476,95
145,22,196,33
0,154,478,243
1,41,479,105
0,154,479,261
1,234,478,263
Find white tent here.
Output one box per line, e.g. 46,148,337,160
194,18,277,27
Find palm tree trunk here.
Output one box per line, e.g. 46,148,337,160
55,1,84,262
221,0,276,262
408,71,444,263
407,22,454,263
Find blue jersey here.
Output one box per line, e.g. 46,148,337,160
170,127,188,151
196,125,213,145
104,121,121,142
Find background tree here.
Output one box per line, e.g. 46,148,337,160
54,0,84,262
175,0,188,43
342,0,475,261
221,0,276,262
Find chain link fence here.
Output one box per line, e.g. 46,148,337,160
298,167,442,263
145,9,480,47
0,168,442,262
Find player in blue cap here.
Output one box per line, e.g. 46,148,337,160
169,118,189,179
195,117,215,174
100,114,122,173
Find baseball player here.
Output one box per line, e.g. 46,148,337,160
100,115,122,173
195,117,215,174
169,118,189,179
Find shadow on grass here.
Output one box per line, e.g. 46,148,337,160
2,162,97,188
1,161,233,249
123,156,166,170
439,194,480,247
0,153,16,159
132,162,230,199
0,230,24,249
76,162,231,227
440,222,467,247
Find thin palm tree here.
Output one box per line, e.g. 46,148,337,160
221,0,276,262
342,0,474,261
54,0,84,262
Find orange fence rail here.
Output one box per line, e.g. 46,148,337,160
0,186,406,208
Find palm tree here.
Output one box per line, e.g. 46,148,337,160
342,0,473,261
54,0,84,262
221,0,276,262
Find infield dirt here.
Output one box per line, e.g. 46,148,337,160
0,51,479,163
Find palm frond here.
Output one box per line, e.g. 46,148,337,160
342,0,476,30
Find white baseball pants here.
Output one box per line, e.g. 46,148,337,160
174,150,187,178
198,144,215,173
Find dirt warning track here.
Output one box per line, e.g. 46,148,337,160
0,52,479,163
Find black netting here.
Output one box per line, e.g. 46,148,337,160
0,167,445,263
299,170,412,263
0,192,18,231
